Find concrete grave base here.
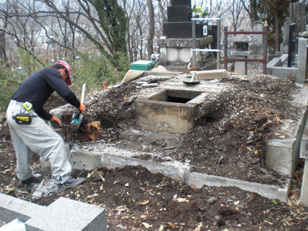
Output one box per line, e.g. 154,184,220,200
44,71,308,205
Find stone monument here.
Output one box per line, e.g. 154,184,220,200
157,0,216,71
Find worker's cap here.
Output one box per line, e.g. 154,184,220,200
54,60,72,85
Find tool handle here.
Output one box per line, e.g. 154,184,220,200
81,83,86,104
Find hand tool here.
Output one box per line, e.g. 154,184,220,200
69,83,86,130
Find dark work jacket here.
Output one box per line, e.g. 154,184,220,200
12,67,80,120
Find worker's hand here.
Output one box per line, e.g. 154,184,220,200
50,116,62,128
79,103,86,113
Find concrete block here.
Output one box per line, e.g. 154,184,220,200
271,67,297,80
196,69,227,80
296,38,307,84
300,159,308,206
300,117,308,159
101,146,188,182
266,116,306,177
0,194,107,231
266,138,297,176
0,193,45,224
157,38,209,48
26,197,106,231
70,149,102,171
167,47,192,63
185,172,289,202
280,54,288,64
267,57,281,75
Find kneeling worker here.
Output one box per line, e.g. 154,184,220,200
6,60,86,191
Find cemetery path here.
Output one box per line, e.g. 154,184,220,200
1,73,308,230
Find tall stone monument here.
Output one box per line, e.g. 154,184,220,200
157,0,215,71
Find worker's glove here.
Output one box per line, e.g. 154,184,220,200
50,116,62,128
79,103,86,113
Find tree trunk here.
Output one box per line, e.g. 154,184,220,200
157,0,167,22
0,31,8,64
275,13,279,52
147,0,154,60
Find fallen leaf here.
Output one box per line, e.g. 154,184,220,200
234,201,240,205
193,222,203,231
142,222,152,228
173,197,189,203
139,200,150,205
264,220,273,225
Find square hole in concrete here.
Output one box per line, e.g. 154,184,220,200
135,89,205,133
149,90,202,104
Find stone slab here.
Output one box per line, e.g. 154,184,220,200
300,159,308,206
266,111,307,177
296,38,307,84
185,172,290,202
157,37,212,48
163,22,205,38
0,193,44,224
196,69,227,80
300,121,308,159
171,0,191,6
26,197,106,231
167,5,191,22
0,193,107,231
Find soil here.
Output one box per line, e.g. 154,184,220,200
1,73,308,230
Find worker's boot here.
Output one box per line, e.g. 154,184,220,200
57,177,86,192
20,173,42,185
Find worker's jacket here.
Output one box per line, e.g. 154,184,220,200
12,67,80,120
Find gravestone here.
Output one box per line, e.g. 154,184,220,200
282,19,292,53
249,21,264,55
158,0,216,71
163,0,205,38
288,23,297,67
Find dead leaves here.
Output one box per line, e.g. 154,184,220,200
172,194,190,203
139,200,150,205
86,121,103,141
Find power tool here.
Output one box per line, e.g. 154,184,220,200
70,83,86,130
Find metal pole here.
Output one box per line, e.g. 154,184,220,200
263,23,268,74
224,27,228,70
217,13,221,69
192,20,196,67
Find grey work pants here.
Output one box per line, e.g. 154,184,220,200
6,100,71,182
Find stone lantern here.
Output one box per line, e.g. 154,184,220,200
230,33,251,74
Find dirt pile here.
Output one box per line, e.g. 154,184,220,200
72,74,302,185
1,73,308,230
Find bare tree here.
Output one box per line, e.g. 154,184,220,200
120,0,136,62
0,0,46,71
147,0,154,59
229,0,245,32
157,0,167,22
37,0,127,67
0,1,8,64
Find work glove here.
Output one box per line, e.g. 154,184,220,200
79,103,86,113
50,116,62,128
